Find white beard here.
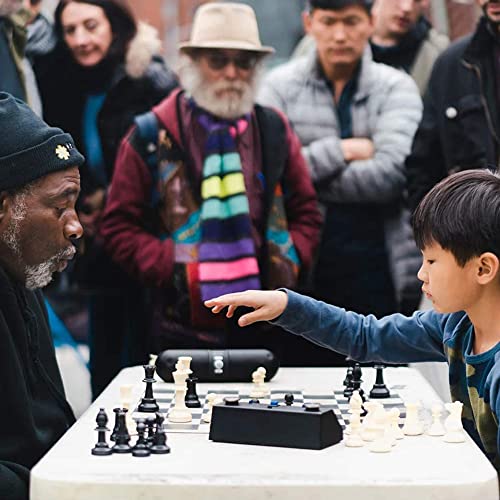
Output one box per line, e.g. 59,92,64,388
178,55,262,120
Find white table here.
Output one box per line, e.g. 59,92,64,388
31,366,498,500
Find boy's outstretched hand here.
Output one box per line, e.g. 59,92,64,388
204,290,288,327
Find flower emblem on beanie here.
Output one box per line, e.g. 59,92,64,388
55,145,70,160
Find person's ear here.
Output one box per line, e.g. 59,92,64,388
476,252,500,285
303,10,313,34
0,191,11,225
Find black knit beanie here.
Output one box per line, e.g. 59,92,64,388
0,92,85,192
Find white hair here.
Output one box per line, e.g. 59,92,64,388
177,54,263,120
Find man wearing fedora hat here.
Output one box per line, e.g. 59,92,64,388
100,2,324,363
259,0,423,348
0,92,84,500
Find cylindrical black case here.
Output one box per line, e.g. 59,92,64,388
155,349,280,382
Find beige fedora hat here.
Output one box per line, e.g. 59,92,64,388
179,2,274,54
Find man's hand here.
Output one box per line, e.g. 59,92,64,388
341,138,375,162
205,290,288,327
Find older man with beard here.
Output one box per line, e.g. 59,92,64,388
0,92,84,500
100,2,324,365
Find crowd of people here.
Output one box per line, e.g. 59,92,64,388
0,0,499,497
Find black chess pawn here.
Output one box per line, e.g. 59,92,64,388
369,364,391,399
185,376,201,408
351,363,365,402
343,366,353,388
91,408,112,456
112,409,132,453
284,394,294,406
138,364,160,412
343,366,355,399
151,412,170,454
146,416,156,445
132,420,151,457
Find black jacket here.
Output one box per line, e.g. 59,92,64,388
0,267,75,500
406,17,500,211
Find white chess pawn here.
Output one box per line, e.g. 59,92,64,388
168,369,192,423
443,401,466,443
361,401,383,442
369,408,392,453
119,384,135,433
427,404,445,437
202,393,217,424
149,353,158,367
250,366,269,398
402,401,424,436
388,407,404,441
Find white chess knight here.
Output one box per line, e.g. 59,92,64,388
443,401,466,443
250,366,269,398
202,393,218,424
402,401,424,436
427,404,446,437
168,366,192,423
176,356,193,375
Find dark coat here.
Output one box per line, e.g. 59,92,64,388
406,17,500,212
34,22,178,196
0,267,75,500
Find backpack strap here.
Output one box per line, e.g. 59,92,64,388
134,110,161,207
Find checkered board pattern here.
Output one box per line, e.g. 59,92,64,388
132,386,406,434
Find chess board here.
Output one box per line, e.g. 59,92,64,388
132,385,407,434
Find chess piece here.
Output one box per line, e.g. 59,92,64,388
176,356,193,375
443,401,466,443
343,366,353,395
250,366,269,398
368,408,392,453
202,393,217,424
149,353,158,366
388,407,404,440
402,401,424,436
132,420,151,457
138,365,160,413
427,404,445,437
345,391,364,447
185,376,201,408
351,363,365,403
151,412,171,454
110,407,121,442
91,408,112,456
112,409,132,453
369,365,391,399
146,416,156,444
168,368,192,423
284,394,294,406
361,401,383,441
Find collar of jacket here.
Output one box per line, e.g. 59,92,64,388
307,45,377,103
463,16,499,66
2,7,30,60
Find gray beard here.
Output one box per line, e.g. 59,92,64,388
178,55,261,119
1,196,73,290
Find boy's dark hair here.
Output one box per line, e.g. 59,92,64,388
307,0,373,13
412,169,500,266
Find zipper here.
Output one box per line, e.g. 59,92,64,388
462,59,500,167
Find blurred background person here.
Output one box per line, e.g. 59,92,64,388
370,0,448,95
258,0,423,352
33,0,178,398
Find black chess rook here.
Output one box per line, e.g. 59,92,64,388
369,365,391,399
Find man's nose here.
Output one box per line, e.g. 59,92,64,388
65,214,84,241
222,61,238,79
399,0,413,13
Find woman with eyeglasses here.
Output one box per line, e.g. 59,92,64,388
33,0,177,398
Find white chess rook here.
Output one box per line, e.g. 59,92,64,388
443,401,466,443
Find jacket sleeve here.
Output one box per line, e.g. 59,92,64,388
99,130,175,287
272,290,447,364
280,114,322,269
405,59,448,212
320,75,423,204
0,461,29,500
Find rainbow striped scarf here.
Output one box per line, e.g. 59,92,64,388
197,112,261,301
